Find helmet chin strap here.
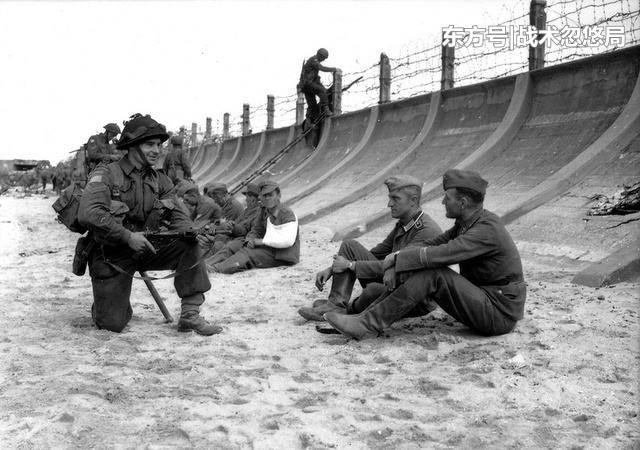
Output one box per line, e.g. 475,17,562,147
134,146,153,168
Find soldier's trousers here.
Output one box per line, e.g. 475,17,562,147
211,245,290,274
328,240,381,305
360,267,518,336
88,239,211,332
330,240,434,317
301,82,328,119
206,237,244,268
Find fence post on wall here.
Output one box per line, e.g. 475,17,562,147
267,95,274,130
205,117,212,143
296,91,305,125
529,0,547,70
190,123,198,147
441,31,455,90
242,104,251,136
223,113,230,139
331,69,342,115
379,53,391,104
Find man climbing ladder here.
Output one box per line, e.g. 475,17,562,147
298,48,339,121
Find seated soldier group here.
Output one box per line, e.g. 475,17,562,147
77,113,526,342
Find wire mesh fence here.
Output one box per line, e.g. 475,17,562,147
197,0,639,140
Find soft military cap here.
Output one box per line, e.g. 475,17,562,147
442,169,488,195
242,182,260,196
258,179,280,194
384,175,422,192
204,182,227,194
176,180,198,197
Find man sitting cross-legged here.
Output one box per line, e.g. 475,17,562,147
298,175,442,322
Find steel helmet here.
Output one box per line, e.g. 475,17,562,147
116,114,169,150
103,123,121,134
317,48,329,58
170,135,184,146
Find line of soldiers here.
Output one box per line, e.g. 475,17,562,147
74,111,526,342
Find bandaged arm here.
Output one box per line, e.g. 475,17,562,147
261,216,298,248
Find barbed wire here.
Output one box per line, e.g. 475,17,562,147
188,0,639,139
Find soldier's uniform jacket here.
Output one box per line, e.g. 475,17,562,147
300,56,322,85
355,211,442,280
220,196,244,222
78,158,192,245
395,209,526,321
246,205,300,264
162,149,192,179
230,204,261,238
189,196,222,229
86,132,117,164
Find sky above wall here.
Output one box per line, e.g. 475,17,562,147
0,0,524,164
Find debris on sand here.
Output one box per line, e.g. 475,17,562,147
588,181,640,216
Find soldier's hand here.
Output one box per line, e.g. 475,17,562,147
196,234,212,246
383,252,397,271
332,255,352,273
315,267,333,291
383,267,397,291
245,238,255,248
127,232,156,254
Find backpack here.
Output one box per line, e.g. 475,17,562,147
51,163,125,234
52,182,86,233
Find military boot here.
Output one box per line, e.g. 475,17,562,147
178,294,222,336
323,285,420,340
322,106,333,117
178,313,222,336
298,301,345,322
297,271,353,321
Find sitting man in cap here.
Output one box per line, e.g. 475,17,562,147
205,182,262,260
298,175,442,322
78,113,221,336
84,122,122,175
176,181,222,229
162,135,191,184
323,169,526,340
209,180,299,274
204,182,244,221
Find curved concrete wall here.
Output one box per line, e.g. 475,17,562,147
197,137,241,185
225,126,293,187
189,45,640,250
218,132,265,184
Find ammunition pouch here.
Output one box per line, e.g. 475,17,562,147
72,235,96,276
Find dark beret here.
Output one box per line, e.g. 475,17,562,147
242,182,260,196
204,182,227,194
258,179,279,194
384,175,422,192
442,169,488,195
